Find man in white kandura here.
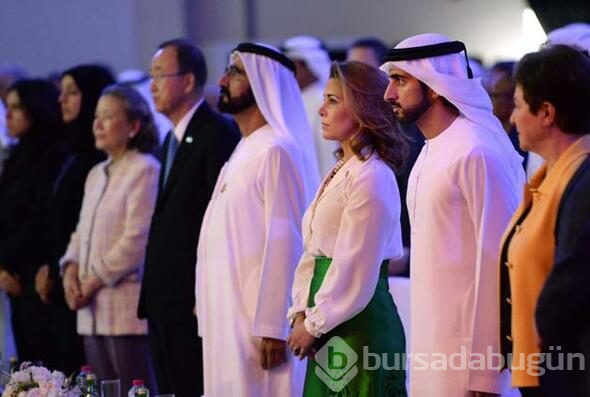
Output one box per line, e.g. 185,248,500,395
381,33,525,397
195,42,320,397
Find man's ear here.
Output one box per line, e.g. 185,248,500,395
428,87,439,101
184,73,197,95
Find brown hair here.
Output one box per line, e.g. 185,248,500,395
330,61,408,172
100,85,159,153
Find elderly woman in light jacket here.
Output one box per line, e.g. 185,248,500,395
61,85,159,391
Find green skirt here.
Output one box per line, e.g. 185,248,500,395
303,257,407,397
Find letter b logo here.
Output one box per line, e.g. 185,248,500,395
328,345,348,370
315,336,358,392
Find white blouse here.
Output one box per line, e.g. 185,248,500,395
288,152,403,337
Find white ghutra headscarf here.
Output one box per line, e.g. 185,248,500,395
547,23,590,53
380,33,523,174
281,35,331,84
232,42,320,202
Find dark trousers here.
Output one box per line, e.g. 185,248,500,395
10,293,51,363
147,317,203,397
83,335,155,394
519,387,547,397
538,344,587,396
10,275,83,375
9,289,76,370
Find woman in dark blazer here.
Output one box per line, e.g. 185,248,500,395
499,45,590,397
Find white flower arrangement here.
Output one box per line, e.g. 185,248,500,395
1,363,79,397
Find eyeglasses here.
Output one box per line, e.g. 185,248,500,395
223,65,245,78
149,72,185,81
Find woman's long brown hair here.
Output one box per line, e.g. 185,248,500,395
330,61,408,172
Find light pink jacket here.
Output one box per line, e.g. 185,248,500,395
61,150,159,335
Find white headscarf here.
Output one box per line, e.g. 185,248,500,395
233,43,320,201
547,23,590,53
281,36,331,84
380,33,522,171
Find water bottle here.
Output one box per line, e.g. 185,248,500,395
76,365,92,395
128,379,149,397
8,357,18,373
84,373,98,397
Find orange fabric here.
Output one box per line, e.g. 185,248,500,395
499,135,590,387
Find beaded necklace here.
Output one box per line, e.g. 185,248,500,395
318,159,346,197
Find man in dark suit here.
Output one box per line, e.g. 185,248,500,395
138,38,240,397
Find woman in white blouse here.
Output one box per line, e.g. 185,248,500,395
287,61,408,396
61,85,159,391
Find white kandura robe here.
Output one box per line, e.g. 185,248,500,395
407,116,524,397
196,125,306,397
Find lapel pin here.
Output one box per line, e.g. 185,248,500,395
186,136,193,143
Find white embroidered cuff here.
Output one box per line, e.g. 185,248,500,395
287,306,305,323
304,306,326,337
303,318,322,338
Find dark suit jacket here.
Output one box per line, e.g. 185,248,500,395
138,102,240,322
535,156,590,395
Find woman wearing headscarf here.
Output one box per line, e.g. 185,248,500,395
0,79,64,365
287,61,408,396
499,45,590,397
33,64,115,374
60,85,159,391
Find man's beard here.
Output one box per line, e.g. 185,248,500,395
392,94,432,124
217,87,256,114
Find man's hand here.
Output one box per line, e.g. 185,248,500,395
287,317,316,360
35,264,54,304
63,262,83,310
388,247,410,276
259,337,287,370
0,270,22,296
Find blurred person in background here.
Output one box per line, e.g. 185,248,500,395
486,61,527,168
282,35,336,176
0,79,63,366
346,37,388,68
